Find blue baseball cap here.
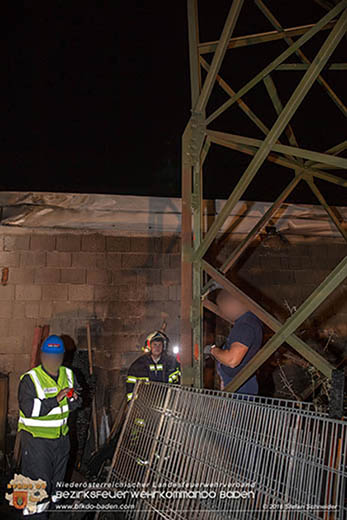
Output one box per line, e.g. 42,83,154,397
41,335,65,354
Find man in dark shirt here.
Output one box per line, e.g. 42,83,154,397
207,290,263,395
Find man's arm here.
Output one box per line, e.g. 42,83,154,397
126,377,135,403
211,323,255,368
210,342,249,368
168,357,181,384
18,375,60,417
126,358,147,402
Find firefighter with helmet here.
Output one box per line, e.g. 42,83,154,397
126,330,181,402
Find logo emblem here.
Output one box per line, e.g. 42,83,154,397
43,386,58,393
6,474,48,514
12,491,27,509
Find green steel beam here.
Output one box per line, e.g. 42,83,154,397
263,74,303,166
192,129,205,388
201,136,211,164
307,141,347,169
307,163,346,170
187,0,202,107
276,63,347,70
200,57,306,173
201,173,304,297
181,125,194,385
192,231,204,388
200,56,270,136
256,0,347,117
307,140,347,165
189,0,245,386
201,59,329,184
263,70,345,244
222,255,347,392
202,260,337,379
194,0,244,113
206,3,345,124
191,121,210,388
201,57,304,163
314,0,335,11
214,175,303,275
198,22,335,54
194,6,347,262
181,2,202,386
208,134,347,188
184,1,346,396
262,73,305,205
208,131,347,169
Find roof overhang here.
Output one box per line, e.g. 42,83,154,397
0,191,346,238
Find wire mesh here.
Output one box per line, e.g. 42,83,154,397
102,382,346,520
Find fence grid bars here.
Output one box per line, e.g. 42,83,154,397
101,381,346,520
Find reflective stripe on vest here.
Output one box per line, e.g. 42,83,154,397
66,368,73,388
168,369,181,383
18,417,68,427
29,369,46,399
18,365,73,438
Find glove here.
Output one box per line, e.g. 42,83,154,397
203,344,216,355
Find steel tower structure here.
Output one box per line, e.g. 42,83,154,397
180,0,347,389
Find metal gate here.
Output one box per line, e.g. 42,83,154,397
102,381,346,519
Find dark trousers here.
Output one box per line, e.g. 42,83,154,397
21,430,70,517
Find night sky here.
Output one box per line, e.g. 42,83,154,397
4,1,346,204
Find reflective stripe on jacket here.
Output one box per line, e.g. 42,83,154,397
126,353,181,402
18,365,74,438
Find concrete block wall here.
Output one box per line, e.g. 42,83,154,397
212,235,347,398
0,231,181,431
214,235,347,334
1,228,346,430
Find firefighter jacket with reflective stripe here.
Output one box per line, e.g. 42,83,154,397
17,364,74,438
126,353,181,401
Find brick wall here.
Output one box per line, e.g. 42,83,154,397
0,231,181,431
1,229,346,431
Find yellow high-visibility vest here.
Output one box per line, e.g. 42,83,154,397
17,365,74,439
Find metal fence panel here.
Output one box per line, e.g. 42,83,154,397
104,382,346,520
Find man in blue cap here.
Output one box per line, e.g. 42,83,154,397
17,334,82,517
